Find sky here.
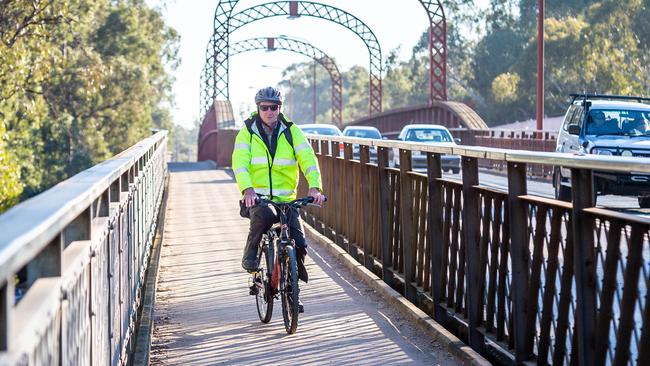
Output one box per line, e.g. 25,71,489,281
147,0,488,129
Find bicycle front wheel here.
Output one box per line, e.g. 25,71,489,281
255,243,273,323
280,245,299,334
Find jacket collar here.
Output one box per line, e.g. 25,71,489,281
246,112,293,138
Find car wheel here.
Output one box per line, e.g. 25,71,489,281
554,170,571,202
452,168,460,174
639,196,650,209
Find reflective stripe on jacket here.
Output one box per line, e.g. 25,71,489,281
231,112,322,202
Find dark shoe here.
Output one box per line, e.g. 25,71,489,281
298,299,304,313
249,284,259,295
249,276,263,295
242,258,259,272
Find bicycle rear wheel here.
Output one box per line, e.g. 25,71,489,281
280,245,299,334
255,243,273,323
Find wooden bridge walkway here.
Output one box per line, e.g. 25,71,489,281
148,162,461,365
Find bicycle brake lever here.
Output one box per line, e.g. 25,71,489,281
306,203,322,207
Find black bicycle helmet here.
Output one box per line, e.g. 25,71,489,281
254,86,283,105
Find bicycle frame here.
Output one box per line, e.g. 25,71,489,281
252,196,324,333
258,196,317,290
264,204,296,291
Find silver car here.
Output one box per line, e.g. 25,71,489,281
299,123,342,136
342,126,382,162
394,124,461,173
299,123,342,155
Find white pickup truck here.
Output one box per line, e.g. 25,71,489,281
553,94,650,208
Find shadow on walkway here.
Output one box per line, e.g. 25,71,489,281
150,162,459,365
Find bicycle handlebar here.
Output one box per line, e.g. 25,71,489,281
256,195,327,209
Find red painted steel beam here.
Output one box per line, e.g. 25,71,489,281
203,1,382,116
418,1,447,102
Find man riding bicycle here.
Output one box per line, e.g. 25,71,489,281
232,86,325,311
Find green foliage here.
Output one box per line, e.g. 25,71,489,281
0,0,179,209
0,121,22,212
492,72,520,103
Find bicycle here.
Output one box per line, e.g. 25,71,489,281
249,196,324,334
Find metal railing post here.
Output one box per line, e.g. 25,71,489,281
0,280,12,351
461,156,485,353
571,168,596,365
359,145,372,269
328,140,337,240
507,161,532,363
377,147,393,284
344,143,354,254
399,149,416,302
332,141,346,248
427,152,447,324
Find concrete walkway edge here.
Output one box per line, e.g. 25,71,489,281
304,225,492,366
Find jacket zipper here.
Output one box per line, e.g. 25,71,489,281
252,129,288,199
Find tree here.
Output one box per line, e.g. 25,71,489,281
0,121,22,212
0,0,179,208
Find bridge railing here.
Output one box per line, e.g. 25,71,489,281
298,135,650,365
0,131,168,366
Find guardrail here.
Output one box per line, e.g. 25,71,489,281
297,135,650,365
0,131,168,365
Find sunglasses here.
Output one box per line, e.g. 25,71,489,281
259,105,279,111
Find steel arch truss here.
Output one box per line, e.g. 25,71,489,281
200,1,237,113
418,0,447,102
230,37,343,126
202,1,382,116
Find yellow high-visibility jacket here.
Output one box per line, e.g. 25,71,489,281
232,112,322,202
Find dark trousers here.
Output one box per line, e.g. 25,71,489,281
243,205,308,279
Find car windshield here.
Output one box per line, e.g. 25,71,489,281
405,128,453,142
301,127,340,136
586,109,650,136
344,129,381,139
